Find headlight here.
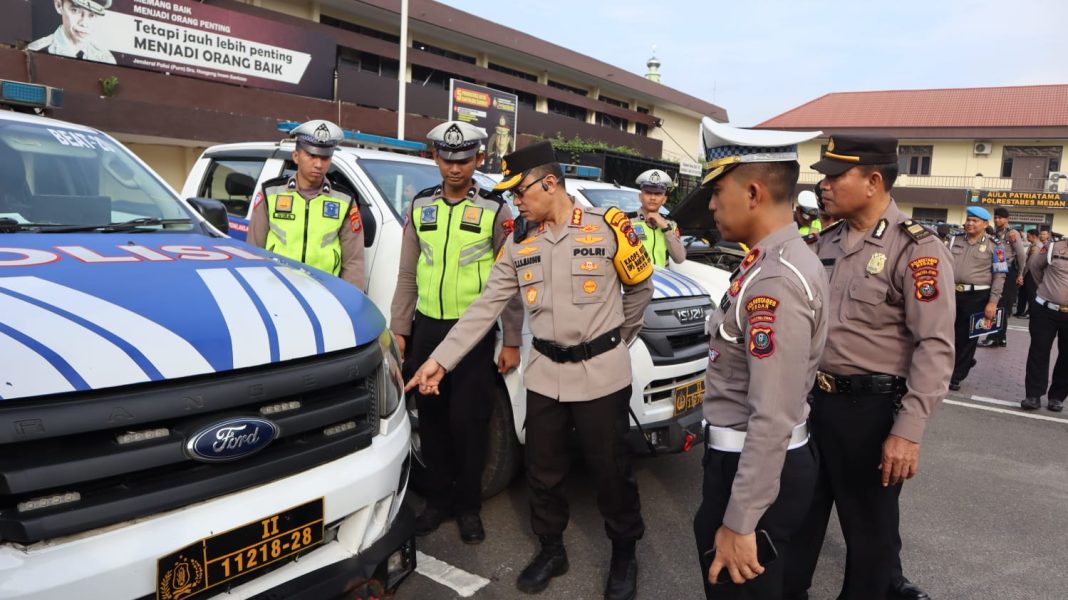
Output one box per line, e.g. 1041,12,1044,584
376,330,403,423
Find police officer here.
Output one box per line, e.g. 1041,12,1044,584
784,134,955,600
406,141,654,599
795,190,823,235
631,169,686,267
1022,232,1068,411
980,207,1027,347
691,120,827,599
247,120,365,289
946,206,1006,390
390,120,522,543
1017,228,1040,317
29,0,116,64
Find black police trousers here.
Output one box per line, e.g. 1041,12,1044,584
784,389,904,600
408,312,497,515
952,289,991,383
1017,273,1036,316
990,267,1019,343
1025,302,1068,400
693,443,817,599
525,385,644,542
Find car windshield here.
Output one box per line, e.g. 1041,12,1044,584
578,188,642,213
0,120,191,229
359,158,499,218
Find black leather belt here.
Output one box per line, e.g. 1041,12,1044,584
815,370,906,395
533,328,621,363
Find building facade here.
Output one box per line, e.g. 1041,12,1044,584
757,85,1068,233
0,0,724,189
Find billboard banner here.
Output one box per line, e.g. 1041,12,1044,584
30,0,335,99
448,80,518,174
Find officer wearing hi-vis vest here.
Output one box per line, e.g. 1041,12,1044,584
247,119,365,290
945,206,1006,391
389,120,522,545
630,169,686,267
406,141,653,599
691,120,827,600
1022,234,1068,412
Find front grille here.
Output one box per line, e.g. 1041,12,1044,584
0,343,381,544
639,297,713,365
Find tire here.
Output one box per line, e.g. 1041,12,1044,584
480,380,522,499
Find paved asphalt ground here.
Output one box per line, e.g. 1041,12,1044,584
395,317,1068,599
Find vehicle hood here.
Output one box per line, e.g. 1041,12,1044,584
0,234,383,400
650,268,706,300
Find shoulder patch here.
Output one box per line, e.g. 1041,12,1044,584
901,219,935,243
413,185,441,201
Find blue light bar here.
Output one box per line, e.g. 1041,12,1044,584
0,80,62,109
276,120,426,152
561,163,602,180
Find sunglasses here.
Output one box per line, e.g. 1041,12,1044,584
513,175,549,198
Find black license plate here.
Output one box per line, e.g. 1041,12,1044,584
157,498,324,600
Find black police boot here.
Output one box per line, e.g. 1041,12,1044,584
1048,398,1064,412
413,506,450,536
603,541,638,600
516,536,569,594
890,577,931,599
948,380,961,391
1021,397,1041,410
457,512,485,544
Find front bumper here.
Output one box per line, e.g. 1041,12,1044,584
626,406,704,454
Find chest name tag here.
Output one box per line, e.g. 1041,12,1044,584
322,201,341,219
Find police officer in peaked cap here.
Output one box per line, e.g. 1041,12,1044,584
690,119,828,599
630,169,686,267
247,119,366,290
783,134,955,600
980,206,1027,348
29,0,116,64
1023,220,1068,412
390,120,522,544
406,141,654,599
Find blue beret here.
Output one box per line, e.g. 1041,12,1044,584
967,206,992,220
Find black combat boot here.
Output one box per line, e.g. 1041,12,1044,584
516,535,568,594
603,541,638,600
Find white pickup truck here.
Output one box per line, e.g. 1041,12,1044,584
182,135,728,496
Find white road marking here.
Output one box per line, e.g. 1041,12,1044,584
1007,325,1028,332
968,395,1020,408
945,398,1068,424
415,551,491,597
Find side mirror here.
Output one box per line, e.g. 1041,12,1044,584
186,197,229,234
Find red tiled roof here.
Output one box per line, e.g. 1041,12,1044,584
756,85,1068,129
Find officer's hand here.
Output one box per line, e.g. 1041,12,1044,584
984,302,998,323
708,525,764,586
497,345,520,374
393,331,407,361
880,434,920,486
404,359,445,395
1016,275,1025,287
645,212,666,229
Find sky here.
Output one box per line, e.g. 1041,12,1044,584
437,0,1068,127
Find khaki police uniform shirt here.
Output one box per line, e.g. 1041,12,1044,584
1032,239,1068,305
704,223,828,535
947,233,1007,302
997,226,1028,277
247,179,366,290
813,200,956,443
390,182,523,347
431,202,654,401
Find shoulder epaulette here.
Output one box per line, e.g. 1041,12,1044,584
625,210,639,219
413,185,440,201
822,220,845,235
803,232,819,245
475,187,505,203
901,219,935,243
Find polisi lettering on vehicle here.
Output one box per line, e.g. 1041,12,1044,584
0,245,267,267
573,247,607,257
187,417,279,462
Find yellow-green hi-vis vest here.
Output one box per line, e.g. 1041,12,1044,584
411,188,503,320
633,219,678,267
264,178,353,276
799,219,823,236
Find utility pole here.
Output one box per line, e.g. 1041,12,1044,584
397,0,409,140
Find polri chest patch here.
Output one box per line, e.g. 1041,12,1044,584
322,201,341,219
421,205,438,224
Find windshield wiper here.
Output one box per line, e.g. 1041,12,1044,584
1,217,194,233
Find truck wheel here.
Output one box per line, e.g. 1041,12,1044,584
481,382,522,499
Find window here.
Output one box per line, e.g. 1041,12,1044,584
412,65,473,89
199,159,266,216
635,107,650,136
547,99,587,121
898,145,932,176
413,41,476,64
911,207,947,224
357,159,447,218
320,16,399,43
337,47,399,79
548,80,588,96
492,86,536,109
488,63,537,81
597,96,628,131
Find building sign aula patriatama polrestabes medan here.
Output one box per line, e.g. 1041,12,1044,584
969,189,1068,209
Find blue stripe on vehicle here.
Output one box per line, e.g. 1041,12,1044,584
0,287,164,381
660,269,705,297
652,271,683,296
0,319,85,392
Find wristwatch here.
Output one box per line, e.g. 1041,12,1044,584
660,224,671,232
